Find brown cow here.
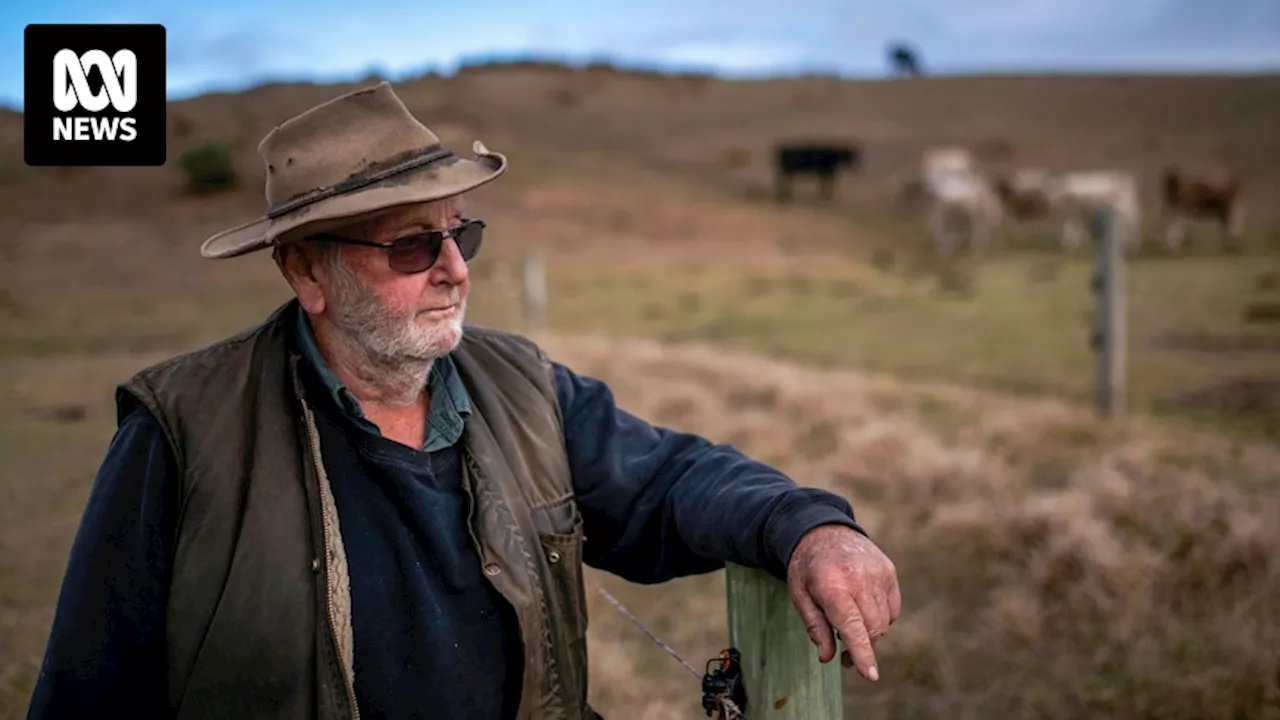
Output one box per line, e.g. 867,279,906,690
994,172,1053,222
1161,166,1244,252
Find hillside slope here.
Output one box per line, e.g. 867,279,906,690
3,68,1279,436
3,68,1279,231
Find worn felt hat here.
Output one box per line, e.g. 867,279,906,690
200,80,507,259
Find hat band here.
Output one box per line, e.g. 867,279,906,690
265,144,457,220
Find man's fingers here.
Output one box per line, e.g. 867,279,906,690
813,572,885,680
787,527,902,683
834,605,880,682
841,580,888,644
888,578,903,623
868,590,891,641
790,585,837,663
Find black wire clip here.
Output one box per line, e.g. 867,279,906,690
701,648,748,718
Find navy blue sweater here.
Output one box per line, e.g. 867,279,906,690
26,345,864,719
307,369,526,719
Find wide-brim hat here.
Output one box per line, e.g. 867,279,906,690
200,80,507,259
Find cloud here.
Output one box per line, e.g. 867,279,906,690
156,10,552,96
654,41,809,74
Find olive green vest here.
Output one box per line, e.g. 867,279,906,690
115,300,591,719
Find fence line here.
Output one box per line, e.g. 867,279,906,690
520,216,1125,717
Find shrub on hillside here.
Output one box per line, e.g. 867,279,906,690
177,141,237,194
170,114,193,139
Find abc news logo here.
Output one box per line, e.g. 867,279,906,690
25,24,166,166
53,49,140,142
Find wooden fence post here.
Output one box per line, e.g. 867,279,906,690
521,252,547,334
725,563,843,719
1089,210,1126,418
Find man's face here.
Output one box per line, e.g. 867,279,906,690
315,196,471,363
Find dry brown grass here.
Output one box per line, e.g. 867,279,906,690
3,335,1277,718
544,335,1280,719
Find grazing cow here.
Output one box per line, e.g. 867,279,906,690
921,146,977,176
773,142,860,203
1161,166,1244,251
887,42,923,77
993,169,1054,221
912,146,1002,254
899,146,980,209
995,169,1143,253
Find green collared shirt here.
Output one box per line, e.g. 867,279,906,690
294,305,471,452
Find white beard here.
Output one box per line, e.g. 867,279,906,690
320,256,466,404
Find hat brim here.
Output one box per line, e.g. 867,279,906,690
200,142,508,259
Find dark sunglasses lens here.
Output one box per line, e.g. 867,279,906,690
387,234,442,273
384,222,483,273
455,222,483,261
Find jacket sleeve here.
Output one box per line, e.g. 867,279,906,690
552,361,866,585
27,406,179,720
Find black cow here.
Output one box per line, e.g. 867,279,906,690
773,142,861,203
887,42,923,78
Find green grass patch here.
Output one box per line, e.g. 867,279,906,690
508,245,1280,437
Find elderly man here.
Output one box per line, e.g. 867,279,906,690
27,82,899,720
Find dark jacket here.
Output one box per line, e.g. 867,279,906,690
27,300,864,719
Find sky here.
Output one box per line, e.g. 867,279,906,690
3,0,1279,109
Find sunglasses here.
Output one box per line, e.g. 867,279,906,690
314,218,485,274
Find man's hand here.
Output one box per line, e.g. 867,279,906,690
786,524,901,682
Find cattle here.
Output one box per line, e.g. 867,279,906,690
898,146,981,211
921,146,978,176
1161,166,1244,251
773,142,860,203
993,169,1054,221
911,146,1003,254
887,42,923,77
994,169,1143,253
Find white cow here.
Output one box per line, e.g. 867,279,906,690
915,147,1003,254
996,168,1143,253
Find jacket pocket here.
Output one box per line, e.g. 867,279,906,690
532,494,590,710
532,495,587,636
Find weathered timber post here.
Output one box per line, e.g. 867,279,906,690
1089,210,1126,417
725,563,842,719
521,252,547,334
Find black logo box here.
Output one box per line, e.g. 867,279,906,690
24,23,167,167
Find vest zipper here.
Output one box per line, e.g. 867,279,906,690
300,396,363,720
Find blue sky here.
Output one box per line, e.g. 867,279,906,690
3,0,1278,109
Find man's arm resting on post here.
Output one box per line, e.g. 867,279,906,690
26,406,178,719
551,361,867,585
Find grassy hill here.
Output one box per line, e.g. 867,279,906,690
1,64,1279,717
3,64,1278,432
7,65,1280,222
